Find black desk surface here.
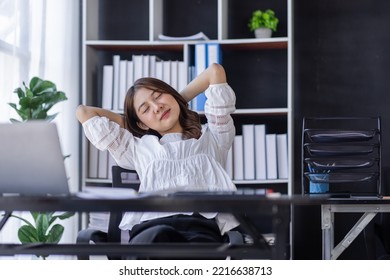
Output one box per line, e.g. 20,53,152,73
0,193,331,259
0,193,328,212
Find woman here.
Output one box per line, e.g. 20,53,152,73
76,63,239,244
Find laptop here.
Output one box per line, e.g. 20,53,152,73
0,121,70,196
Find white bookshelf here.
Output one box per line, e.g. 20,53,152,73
81,0,293,195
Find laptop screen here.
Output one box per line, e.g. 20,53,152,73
0,121,70,196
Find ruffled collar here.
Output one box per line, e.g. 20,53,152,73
159,133,183,144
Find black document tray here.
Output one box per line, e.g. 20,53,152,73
305,129,377,143
305,172,378,183
304,143,376,157
305,158,377,171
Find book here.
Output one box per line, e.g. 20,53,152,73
132,54,144,82
101,65,113,110
155,60,163,80
158,31,210,41
88,143,99,178
254,124,267,180
170,60,179,90
207,43,221,65
276,133,288,179
149,55,159,78
142,55,150,77
162,60,171,85
112,55,120,111
97,150,108,179
265,134,278,180
233,135,244,180
118,59,127,110
178,61,187,92
126,60,134,90
194,43,207,111
242,124,255,180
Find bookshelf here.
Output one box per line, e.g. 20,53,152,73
81,0,293,196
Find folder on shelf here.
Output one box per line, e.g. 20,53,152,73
98,150,109,179
178,61,187,92
132,54,144,82
170,60,179,91
233,135,244,180
194,43,207,111
88,143,99,179
118,59,127,110
162,60,171,85
242,124,255,180
207,43,221,66
255,124,267,180
112,55,120,111
276,133,288,179
102,65,113,110
266,134,278,180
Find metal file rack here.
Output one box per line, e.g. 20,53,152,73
301,117,382,197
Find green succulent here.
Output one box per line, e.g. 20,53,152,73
248,9,279,32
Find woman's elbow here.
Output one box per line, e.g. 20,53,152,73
208,63,226,84
76,104,92,124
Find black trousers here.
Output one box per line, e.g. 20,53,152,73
129,214,223,243
127,214,225,259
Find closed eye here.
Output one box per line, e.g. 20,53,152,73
143,106,150,113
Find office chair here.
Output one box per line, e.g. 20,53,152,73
76,166,140,259
76,166,276,260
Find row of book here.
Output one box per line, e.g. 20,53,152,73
101,54,187,111
226,124,288,181
100,42,222,113
87,143,138,181
87,124,288,182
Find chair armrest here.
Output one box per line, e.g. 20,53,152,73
77,228,108,244
225,230,244,245
76,228,108,260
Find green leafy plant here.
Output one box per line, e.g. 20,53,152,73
10,212,75,259
248,9,279,32
8,77,68,123
6,76,74,259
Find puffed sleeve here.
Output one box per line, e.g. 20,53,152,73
82,116,136,169
204,83,236,150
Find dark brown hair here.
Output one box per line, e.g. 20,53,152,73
123,77,201,140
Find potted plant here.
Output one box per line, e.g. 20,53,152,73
248,9,279,38
7,77,74,259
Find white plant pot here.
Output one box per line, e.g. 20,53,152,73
254,28,272,38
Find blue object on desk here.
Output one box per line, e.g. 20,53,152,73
310,181,329,193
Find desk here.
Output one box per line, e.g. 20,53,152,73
321,197,390,260
0,194,323,259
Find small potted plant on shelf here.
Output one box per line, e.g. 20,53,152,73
248,9,279,38
7,77,74,259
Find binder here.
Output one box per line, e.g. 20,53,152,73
194,43,207,111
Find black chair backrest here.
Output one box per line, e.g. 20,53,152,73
108,166,140,244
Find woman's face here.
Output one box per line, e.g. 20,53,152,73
133,87,182,136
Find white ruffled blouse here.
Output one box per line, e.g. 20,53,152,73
82,83,239,234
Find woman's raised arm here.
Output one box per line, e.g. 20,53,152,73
76,105,124,127
180,63,227,103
